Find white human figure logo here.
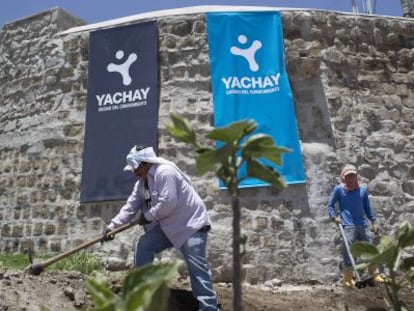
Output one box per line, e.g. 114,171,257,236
107,50,138,86
230,35,262,72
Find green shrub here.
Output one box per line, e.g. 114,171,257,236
352,221,414,311
41,261,179,311
87,262,178,311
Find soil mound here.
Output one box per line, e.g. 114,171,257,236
0,270,413,310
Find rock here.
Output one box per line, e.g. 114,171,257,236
74,289,87,308
264,278,283,288
63,286,75,300
104,257,130,271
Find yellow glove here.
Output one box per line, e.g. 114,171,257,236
332,216,341,225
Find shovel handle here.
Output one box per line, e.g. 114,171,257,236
338,223,361,282
27,219,140,274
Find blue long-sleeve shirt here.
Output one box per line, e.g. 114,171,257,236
328,184,376,226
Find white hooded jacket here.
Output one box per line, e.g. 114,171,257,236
108,146,211,249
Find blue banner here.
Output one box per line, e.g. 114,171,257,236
207,12,305,187
81,22,159,202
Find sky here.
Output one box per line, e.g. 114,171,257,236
0,0,407,29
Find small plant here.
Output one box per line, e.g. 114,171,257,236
352,221,414,311
0,252,32,270
166,113,289,311
49,250,103,275
40,262,179,311
89,262,178,311
41,261,179,311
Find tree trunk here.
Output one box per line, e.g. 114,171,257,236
232,195,242,311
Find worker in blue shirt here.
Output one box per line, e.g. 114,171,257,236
328,164,384,287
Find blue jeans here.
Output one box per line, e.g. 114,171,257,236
134,224,218,311
343,225,372,267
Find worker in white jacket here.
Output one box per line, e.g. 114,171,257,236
102,146,219,311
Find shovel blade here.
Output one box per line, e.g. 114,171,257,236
355,275,376,289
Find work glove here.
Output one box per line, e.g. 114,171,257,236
101,227,115,244
371,222,380,235
331,216,341,225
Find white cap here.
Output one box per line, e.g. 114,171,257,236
341,164,357,177
123,146,156,171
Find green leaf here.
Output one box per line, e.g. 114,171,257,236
86,277,119,308
123,262,178,296
94,304,118,311
145,283,170,311
165,113,197,146
356,261,371,271
195,144,234,175
244,133,274,147
397,222,414,249
376,235,394,253
124,280,159,311
122,262,179,311
375,247,399,268
207,119,256,143
351,242,379,258
242,134,291,165
352,241,397,268
246,159,286,190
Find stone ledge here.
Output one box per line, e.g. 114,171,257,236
1,7,85,34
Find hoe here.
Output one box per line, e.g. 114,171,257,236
25,219,140,275
338,223,376,288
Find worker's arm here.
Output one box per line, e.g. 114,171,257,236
108,180,145,230
328,186,340,222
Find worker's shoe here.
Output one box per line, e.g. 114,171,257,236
343,267,355,288
369,265,385,284
373,273,385,283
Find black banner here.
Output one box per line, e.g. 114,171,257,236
81,21,159,202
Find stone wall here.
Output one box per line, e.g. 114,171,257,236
0,7,413,284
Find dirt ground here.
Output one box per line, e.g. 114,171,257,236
0,269,413,311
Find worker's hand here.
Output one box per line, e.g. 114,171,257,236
138,212,151,226
101,227,115,244
371,222,380,235
332,216,341,225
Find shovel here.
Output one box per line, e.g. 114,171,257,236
25,219,140,276
338,223,375,288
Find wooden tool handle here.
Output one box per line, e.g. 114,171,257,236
38,219,140,270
